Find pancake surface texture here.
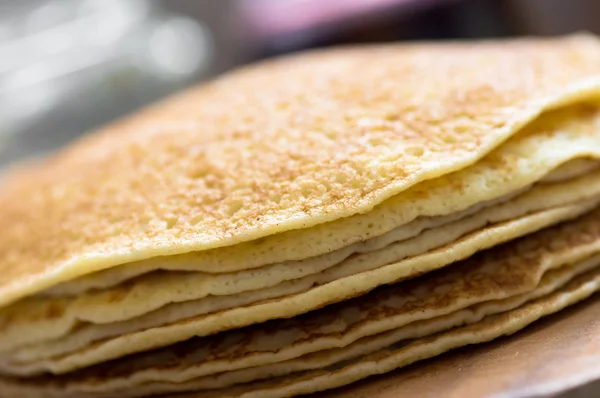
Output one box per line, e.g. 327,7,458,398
2,34,600,398
2,34,600,306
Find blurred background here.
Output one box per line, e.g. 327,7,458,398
1,0,599,169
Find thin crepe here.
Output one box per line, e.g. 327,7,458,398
35,104,600,299
5,271,599,398
172,266,600,398
2,197,596,376
1,35,600,308
56,257,600,398
5,208,600,397
5,103,600,369
4,165,600,368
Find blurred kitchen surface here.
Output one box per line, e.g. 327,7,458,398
1,0,600,169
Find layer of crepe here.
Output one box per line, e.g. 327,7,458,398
5,204,600,397
177,268,600,398
321,289,600,398
1,35,600,313
0,170,598,376
4,103,600,375
26,105,600,301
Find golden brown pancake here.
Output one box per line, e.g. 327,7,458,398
2,34,600,398
2,34,600,307
5,205,600,397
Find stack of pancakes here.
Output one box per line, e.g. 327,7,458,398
1,34,600,397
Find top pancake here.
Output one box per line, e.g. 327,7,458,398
1,34,600,308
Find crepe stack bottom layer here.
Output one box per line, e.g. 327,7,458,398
6,204,600,397
1,35,600,397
